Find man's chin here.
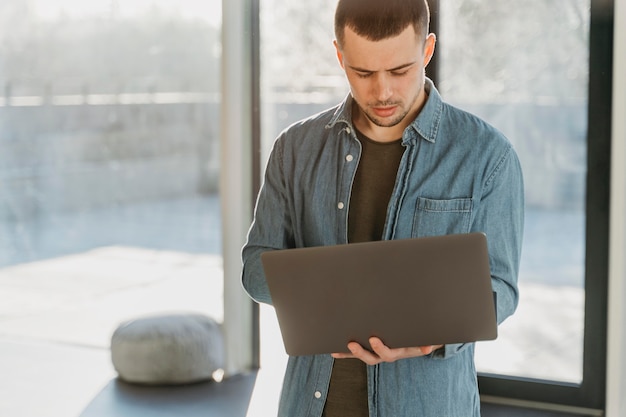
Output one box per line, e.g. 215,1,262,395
365,112,406,129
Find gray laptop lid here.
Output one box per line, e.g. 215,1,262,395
261,232,497,356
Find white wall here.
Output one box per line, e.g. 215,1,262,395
606,0,626,415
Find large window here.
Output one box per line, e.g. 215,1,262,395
260,0,346,160
0,1,223,415
438,0,610,411
439,0,590,384
257,1,346,409
259,0,611,413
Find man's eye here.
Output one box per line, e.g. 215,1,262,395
356,72,373,78
391,70,409,77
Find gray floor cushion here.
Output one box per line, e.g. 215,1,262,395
111,313,224,385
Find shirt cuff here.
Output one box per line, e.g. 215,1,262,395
431,343,469,359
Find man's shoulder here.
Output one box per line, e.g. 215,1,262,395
440,101,510,146
282,102,344,135
273,101,347,152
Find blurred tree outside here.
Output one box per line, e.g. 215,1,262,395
439,0,589,103
260,0,345,96
0,0,221,96
0,1,223,242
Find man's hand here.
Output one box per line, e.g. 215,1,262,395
331,337,443,366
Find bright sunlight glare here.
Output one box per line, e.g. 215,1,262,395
30,0,221,25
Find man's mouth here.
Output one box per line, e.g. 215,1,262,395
371,106,398,118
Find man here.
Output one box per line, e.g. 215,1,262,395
242,0,524,415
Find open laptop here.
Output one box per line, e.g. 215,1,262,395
260,232,497,356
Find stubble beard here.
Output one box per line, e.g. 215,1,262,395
358,91,421,129
362,103,409,128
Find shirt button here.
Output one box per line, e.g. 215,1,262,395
338,202,345,210
346,154,354,162
314,391,322,399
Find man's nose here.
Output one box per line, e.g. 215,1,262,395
373,74,393,102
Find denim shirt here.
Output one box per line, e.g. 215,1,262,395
242,79,524,417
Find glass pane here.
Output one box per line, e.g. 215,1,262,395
439,0,590,383
260,0,346,160
258,0,346,395
0,1,222,415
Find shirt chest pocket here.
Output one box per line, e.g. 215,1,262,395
412,197,473,237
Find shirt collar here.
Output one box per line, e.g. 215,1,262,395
408,78,443,144
326,78,443,145
326,94,354,129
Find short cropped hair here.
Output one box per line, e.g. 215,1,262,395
334,0,430,49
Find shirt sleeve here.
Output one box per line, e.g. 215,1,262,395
241,136,294,305
433,144,525,360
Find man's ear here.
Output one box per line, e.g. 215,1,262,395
423,33,437,68
333,39,346,70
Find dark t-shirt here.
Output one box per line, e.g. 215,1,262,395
322,130,404,417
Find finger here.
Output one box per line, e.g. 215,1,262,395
370,338,417,362
419,345,435,355
419,344,444,355
348,341,383,366
331,352,354,359
370,338,435,361
369,337,394,360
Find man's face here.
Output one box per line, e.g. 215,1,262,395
335,25,435,140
